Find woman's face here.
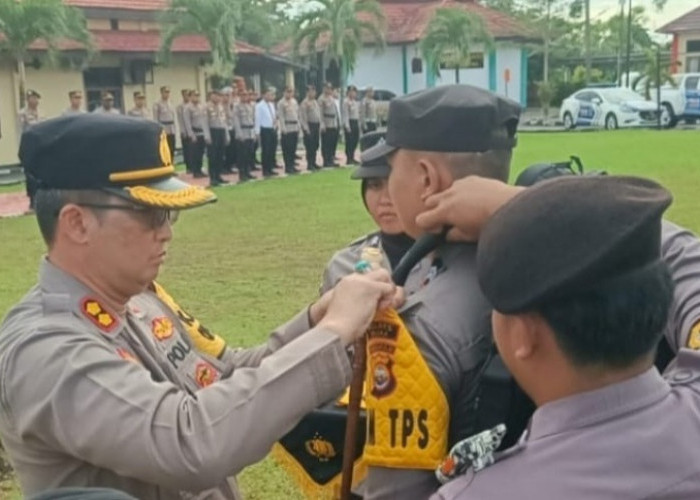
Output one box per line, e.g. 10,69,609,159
364,178,403,234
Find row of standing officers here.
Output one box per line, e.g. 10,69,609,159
18,84,380,189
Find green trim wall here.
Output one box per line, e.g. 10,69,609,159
488,50,497,92
520,49,528,107
401,45,409,94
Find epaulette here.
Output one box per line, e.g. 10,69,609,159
348,231,381,249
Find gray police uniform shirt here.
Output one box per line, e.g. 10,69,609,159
342,98,359,130
93,107,121,116
233,103,256,141
184,103,207,140
318,95,338,129
432,221,700,500
0,259,352,499
363,243,492,500
299,98,321,134
153,100,177,135
277,98,300,134
320,232,431,297
18,107,43,133
360,98,377,129
62,108,86,116
176,102,188,137
206,102,229,142
127,107,151,120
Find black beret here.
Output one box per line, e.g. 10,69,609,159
20,114,216,210
29,487,137,500
362,85,521,163
477,176,672,314
351,131,389,179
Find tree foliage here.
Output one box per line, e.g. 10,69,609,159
420,7,493,83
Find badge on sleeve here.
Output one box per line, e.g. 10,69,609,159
81,298,118,333
687,321,700,350
194,362,220,388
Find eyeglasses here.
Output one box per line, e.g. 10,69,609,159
77,203,179,229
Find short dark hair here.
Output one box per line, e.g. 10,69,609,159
34,189,112,246
538,261,673,368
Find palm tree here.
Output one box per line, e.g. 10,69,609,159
0,0,93,108
633,48,678,100
420,7,493,84
293,0,385,107
160,0,242,88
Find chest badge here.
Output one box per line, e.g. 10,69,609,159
305,433,337,462
195,361,220,388
152,316,174,341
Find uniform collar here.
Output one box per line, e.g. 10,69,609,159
527,367,670,441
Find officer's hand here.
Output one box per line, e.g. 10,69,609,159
314,270,400,346
416,176,523,242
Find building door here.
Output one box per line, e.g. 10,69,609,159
83,67,123,112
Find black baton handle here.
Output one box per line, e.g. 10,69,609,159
391,226,450,287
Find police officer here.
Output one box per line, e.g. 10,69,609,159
343,85,360,165
360,86,378,133
183,90,207,178
19,89,44,210
176,88,192,173
255,87,279,178
222,87,238,174
205,89,230,187
319,83,339,167
321,131,429,295
93,92,120,115
299,85,321,172
63,90,85,115
127,91,151,119
1,113,398,499
421,175,700,499
278,86,301,175
153,86,177,159
357,85,520,499
234,89,257,183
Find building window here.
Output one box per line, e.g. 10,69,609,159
686,57,700,74
686,40,700,53
110,19,119,30
411,58,423,74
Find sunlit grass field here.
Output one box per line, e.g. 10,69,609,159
0,129,698,498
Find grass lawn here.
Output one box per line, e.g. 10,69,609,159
0,129,698,498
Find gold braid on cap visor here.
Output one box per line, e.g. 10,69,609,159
125,184,215,208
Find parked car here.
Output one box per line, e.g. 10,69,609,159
655,73,700,128
357,88,396,125
559,87,659,130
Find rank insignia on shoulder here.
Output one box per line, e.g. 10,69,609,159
688,321,700,350
81,298,118,333
152,316,174,341
436,424,507,485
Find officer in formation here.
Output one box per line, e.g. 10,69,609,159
343,84,360,165
183,89,208,178
19,89,44,210
153,86,177,159
93,92,121,115
1,113,397,499
360,86,378,133
319,82,339,167
62,90,85,116
222,87,238,174
278,86,301,175
233,89,257,183
127,91,151,119
418,175,700,499
299,84,321,172
255,87,279,178
205,89,230,187
321,130,430,296
357,85,520,499
176,88,192,174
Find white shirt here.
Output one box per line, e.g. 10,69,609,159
255,99,276,134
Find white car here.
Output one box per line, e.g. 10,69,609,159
560,87,660,130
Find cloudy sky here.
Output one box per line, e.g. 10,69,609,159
590,0,699,30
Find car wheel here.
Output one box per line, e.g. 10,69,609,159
661,103,677,129
563,112,575,130
605,113,618,130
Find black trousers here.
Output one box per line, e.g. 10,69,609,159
181,135,192,172
364,122,378,133
345,119,360,163
225,128,237,170
281,131,299,172
237,139,255,179
207,128,227,182
191,135,206,174
166,133,176,161
260,127,278,174
304,122,320,169
321,127,339,166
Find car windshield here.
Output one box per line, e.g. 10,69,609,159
602,89,645,104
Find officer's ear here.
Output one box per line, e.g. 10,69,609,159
56,204,96,245
493,311,539,362
417,153,447,199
